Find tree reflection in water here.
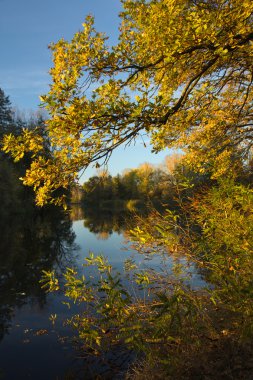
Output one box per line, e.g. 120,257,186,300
0,204,77,342
70,204,136,239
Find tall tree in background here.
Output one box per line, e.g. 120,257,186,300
0,89,22,210
0,89,14,140
3,0,253,205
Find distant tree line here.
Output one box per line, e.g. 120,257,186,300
70,153,217,211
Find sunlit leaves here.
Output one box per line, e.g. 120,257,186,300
3,129,44,162
40,270,59,292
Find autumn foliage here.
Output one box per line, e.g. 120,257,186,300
2,0,253,205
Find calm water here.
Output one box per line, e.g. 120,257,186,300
0,205,205,379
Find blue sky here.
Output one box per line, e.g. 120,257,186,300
0,0,171,180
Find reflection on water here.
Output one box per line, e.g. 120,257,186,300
0,205,79,379
71,203,132,237
69,203,85,221
0,206,77,340
0,204,205,379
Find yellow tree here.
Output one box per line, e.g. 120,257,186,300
163,154,183,175
3,0,253,205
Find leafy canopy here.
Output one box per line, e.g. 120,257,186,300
3,0,253,205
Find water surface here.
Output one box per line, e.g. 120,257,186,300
0,205,205,379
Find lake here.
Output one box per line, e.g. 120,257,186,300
0,205,205,379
